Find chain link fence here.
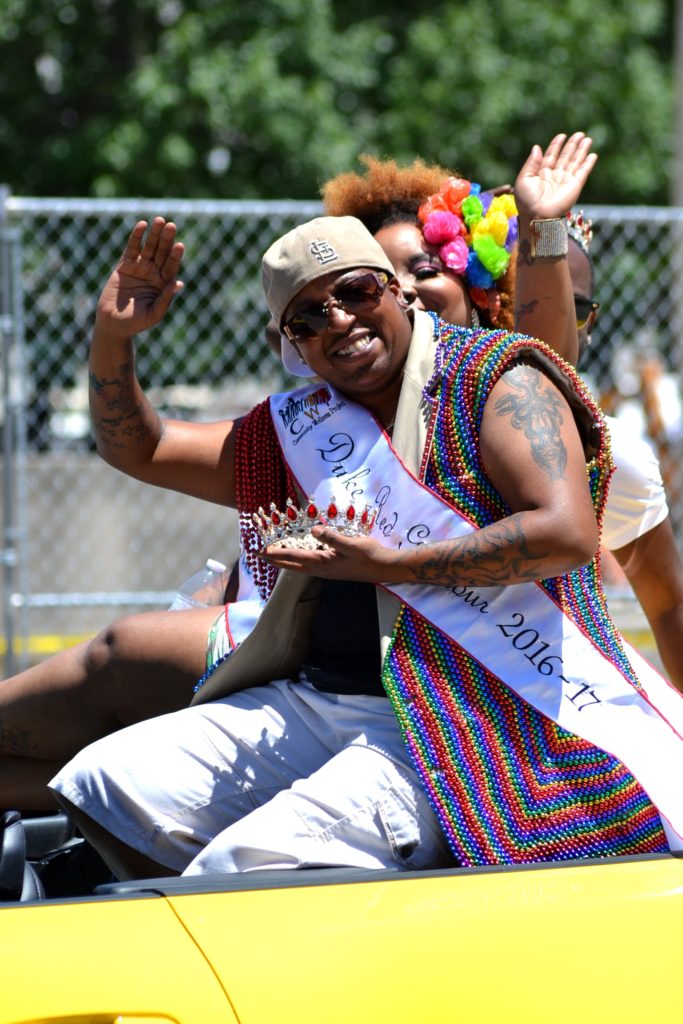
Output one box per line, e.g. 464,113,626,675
2,193,683,673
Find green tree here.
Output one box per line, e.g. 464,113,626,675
0,0,675,203
377,0,675,204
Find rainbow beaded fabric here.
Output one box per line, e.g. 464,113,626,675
382,319,667,864
385,616,666,864
232,330,668,864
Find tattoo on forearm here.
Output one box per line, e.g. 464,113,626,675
0,720,35,756
517,238,533,266
493,365,567,479
516,299,539,321
89,360,133,394
89,363,153,448
408,514,548,586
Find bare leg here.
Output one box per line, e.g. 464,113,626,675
0,605,221,811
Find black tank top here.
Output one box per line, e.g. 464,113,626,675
301,579,385,697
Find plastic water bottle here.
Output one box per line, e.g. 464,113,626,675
169,558,229,610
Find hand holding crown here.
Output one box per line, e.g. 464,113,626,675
257,496,403,583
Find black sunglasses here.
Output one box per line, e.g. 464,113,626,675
283,271,389,342
575,296,600,329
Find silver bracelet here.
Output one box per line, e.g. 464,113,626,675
530,218,569,258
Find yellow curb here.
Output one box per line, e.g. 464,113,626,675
0,634,95,656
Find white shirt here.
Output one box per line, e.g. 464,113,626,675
602,415,669,551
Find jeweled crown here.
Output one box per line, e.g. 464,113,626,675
253,497,376,550
567,210,593,253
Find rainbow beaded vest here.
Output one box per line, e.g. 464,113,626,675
236,320,668,866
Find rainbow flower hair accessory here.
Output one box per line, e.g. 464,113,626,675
418,178,518,313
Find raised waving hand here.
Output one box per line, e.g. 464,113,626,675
514,132,597,222
95,217,185,340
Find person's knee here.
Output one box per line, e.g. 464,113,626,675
81,614,148,679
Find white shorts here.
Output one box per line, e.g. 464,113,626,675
50,678,452,876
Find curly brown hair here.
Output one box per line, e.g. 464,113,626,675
322,155,450,233
321,155,516,331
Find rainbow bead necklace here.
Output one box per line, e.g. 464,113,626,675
381,318,666,864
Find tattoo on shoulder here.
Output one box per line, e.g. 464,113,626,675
493,364,567,479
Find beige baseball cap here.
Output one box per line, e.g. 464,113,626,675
261,215,396,330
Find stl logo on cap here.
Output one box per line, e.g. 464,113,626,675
309,239,339,265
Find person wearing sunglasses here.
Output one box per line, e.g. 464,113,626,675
567,225,683,693
50,207,682,883
0,134,600,820
282,270,390,342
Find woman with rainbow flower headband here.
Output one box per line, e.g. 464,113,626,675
322,132,590,364
418,179,518,318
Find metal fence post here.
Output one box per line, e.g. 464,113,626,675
0,186,28,676
0,184,15,674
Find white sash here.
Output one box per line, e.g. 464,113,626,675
269,383,683,847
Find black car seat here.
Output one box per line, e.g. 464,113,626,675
0,810,45,902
